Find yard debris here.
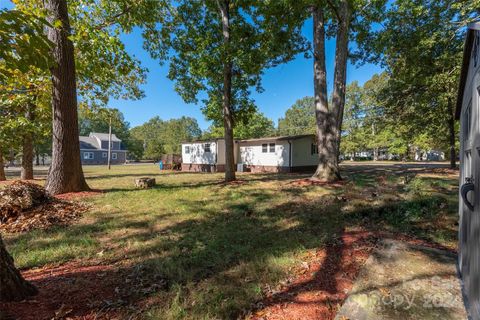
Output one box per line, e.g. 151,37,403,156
0,181,88,233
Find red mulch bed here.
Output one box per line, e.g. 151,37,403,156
0,230,455,320
54,190,104,201
0,262,127,320
247,230,378,320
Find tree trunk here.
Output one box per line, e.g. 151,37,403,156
44,0,89,195
311,6,340,181
0,235,37,302
21,104,35,180
35,150,40,166
332,0,351,166
0,149,6,181
448,98,456,169
218,0,236,182
372,123,378,161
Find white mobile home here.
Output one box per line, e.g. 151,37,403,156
238,134,318,173
181,138,236,172
457,22,480,320
180,134,319,173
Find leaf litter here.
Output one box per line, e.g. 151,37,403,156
0,181,89,233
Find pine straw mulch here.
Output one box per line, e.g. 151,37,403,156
0,181,89,233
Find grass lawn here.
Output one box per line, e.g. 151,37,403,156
2,163,460,319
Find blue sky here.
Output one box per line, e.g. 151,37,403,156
113,18,383,130
3,0,383,130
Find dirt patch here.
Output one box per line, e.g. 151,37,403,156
0,181,89,233
288,178,348,188
430,167,459,175
247,230,378,320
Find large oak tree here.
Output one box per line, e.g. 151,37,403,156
144,0,306,182
309,0,386,181
43,0,89,194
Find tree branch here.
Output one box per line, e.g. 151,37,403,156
94,5,133,30
326,0,341,22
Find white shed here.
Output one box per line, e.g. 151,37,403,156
457,22,480,320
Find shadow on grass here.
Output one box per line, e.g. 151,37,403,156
3,170,461,319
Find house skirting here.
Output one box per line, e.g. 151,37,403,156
243,165,317,173
181,163,225,172
181,164,317,173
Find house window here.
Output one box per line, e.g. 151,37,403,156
262,144,268,153
185,146,190,154
311,143,318,155
269,143,275,153
204,143,211,153
112,153,117,160
102,152,107,158
83,152,94,160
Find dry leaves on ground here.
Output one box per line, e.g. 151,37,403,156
0,181,89,233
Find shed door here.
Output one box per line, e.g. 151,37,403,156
460,86,480,318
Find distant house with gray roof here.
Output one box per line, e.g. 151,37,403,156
79,132,127,165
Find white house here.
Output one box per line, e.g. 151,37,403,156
457,22,480,320
181,138,234,172
238,134,318,172
181,134,319,173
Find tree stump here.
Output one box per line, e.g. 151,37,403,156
135,177,156,189
0,235,37,302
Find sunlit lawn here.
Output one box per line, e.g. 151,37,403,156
3,163,460,319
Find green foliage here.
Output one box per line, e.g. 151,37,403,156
143,0,307,126
355,0,480,160
16,0,148,105
0,69,52,159
204,111,275,140
277,97,315,136
0,9,52,80
130,116,202,160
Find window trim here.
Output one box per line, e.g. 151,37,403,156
185,146,190,154
262,144,268,153
112,153,118,160
269,143,275,153
311,143,318,155
102,152,108,158
204,143,211,153
83,152,94,160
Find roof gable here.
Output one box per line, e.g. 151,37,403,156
456,22,480,119
89,132,121,142
79,136,100,149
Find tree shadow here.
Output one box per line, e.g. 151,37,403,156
1,168,461,319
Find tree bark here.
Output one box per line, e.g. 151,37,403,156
21,103,35,180
0,149,6,181
372,123,379,161
332,0,350,166
448,98,456,169
0,235,37,302
218,0,236,182
311,6,340,181
35,149,40,166
44,0,89,194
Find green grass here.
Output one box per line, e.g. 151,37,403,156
3,164,460,319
